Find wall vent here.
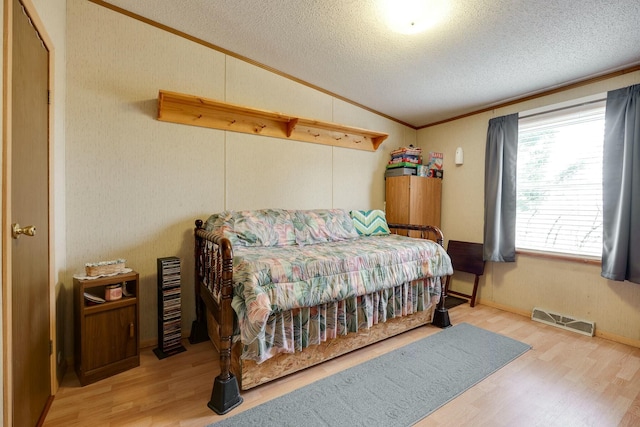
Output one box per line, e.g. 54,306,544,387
531,307,595,337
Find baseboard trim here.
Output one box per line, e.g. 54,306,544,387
477,299,640,349
476,299,531,318
140,339,156,349
140,331,192,350
595,329,640,349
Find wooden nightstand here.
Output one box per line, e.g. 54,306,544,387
74,271,140,386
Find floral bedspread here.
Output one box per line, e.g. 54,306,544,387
229,234,453,357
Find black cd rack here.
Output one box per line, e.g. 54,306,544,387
153,256,186,359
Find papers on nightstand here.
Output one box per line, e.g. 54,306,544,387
84,292,105,304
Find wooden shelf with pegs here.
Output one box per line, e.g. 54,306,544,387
157,90,388,151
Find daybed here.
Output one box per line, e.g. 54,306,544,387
191,208,453,414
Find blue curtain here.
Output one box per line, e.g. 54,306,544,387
483,114,519,262
602,84,640,284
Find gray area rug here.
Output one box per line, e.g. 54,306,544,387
208,323,531,427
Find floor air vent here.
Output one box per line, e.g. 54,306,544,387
531,307,595,337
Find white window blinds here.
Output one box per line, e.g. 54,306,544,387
516,100,606,258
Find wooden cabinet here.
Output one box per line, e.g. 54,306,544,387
74,271,140,386
385,176,442,236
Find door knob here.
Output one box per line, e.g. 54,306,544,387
12,223,36,239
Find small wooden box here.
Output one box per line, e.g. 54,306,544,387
85,259,126,277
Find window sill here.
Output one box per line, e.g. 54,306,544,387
516,249,602,266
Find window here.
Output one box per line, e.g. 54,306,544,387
516,98,606,258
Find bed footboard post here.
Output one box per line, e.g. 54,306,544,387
432,228,452,329
432,276,452,328
208,237,243,414
190,220,210,344
208,374,243,415
387,222,452,328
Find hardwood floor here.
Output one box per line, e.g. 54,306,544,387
44,304,640,426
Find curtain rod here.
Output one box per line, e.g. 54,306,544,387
519,98,606,120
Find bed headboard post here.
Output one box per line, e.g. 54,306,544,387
189,220,210,344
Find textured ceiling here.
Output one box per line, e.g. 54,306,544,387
100,0,640,127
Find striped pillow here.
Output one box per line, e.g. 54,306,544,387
350,210,391,236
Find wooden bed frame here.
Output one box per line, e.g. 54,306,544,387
190,220,451,414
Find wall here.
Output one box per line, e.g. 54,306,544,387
418,71,640,346
64,0,415,357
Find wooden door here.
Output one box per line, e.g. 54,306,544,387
410,176,442,229
7,0,52,425
85,306,138,372
385,175,412,224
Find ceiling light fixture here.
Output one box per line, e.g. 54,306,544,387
380,0,449,35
